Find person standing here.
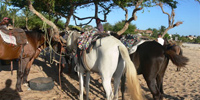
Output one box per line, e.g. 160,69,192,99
156,34,164,45
96,18,104,32
0,17,11,29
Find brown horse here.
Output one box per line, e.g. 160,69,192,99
0,28,45,92
121,40,189,100
164,39,183,71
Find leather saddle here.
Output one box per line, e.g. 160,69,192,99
0,27,27,45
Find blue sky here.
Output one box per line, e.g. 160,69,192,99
70,1,200,36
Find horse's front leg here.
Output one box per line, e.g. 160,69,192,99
16,58,29,92
23,50,40,84
23,57,34,84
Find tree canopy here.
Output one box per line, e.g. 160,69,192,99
2,0,199,42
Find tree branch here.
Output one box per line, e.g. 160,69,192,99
157,2,183,37
73,15,94,26
117,0,143,35
173,21,183,27
72,0,110,6
65,0,74,30
72,1,109,26
27,0,65,43
157,2,171,26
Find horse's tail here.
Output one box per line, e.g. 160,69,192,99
118,46,143,100
165,49,189,67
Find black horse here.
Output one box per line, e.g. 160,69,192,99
121,40,189,100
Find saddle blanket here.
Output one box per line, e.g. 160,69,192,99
120,34,141,54
0,30,17,45
77,27,100,50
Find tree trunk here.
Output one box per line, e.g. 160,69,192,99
27,0,60,41
162,27,171,37
25,17,29,30
117,22,130,35
65,13,72,31
12,18,15,27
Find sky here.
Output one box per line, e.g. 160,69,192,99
69,0,200,36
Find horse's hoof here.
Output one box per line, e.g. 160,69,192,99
23,83,28,87
23,81,28,84
16,88,23,92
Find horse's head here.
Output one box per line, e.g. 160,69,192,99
164,39,173,49
65,30,81,50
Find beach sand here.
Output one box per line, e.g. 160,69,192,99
0,43,199,100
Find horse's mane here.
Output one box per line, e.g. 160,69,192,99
70,28,84,34
25,28,45,41
110,32,122,39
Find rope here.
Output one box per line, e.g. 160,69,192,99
41,21,65,92
41,22,65,65
58,46,63,89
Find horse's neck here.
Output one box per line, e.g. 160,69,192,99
26,30,45,48
70,31,81,50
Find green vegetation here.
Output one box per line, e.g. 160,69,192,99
0,1,199,43
102,24,200,43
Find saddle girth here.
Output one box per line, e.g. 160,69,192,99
77,48,91,71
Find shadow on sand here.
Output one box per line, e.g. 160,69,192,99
0,79,21,100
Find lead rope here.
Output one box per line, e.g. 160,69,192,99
42,21,65,92
58,46,64,89
42,22,65,64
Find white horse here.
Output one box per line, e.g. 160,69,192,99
65,30,143,100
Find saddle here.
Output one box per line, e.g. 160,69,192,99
0,27,27,45
120,34,142,54
87,33,109,52
77,33,110,71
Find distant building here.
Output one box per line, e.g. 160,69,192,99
187,35,196,40
169,34,173,40
134,29,153,36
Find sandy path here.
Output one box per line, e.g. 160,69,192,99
0,44,199,100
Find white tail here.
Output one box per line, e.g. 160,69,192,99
118,46,143,100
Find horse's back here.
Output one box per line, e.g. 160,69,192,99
137,41,164,57
133,41,166,74
86,36,125,72
95,35,124,49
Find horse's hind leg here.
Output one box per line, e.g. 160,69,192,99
16,58,29,92
156,61,168,99
85,72,90,100
121,74,126,100
102,75,113,100
113,58,125,100
156,74,164,100
144,77,161,100
78,66,85,100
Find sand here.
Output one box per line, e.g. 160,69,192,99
0,43,199,100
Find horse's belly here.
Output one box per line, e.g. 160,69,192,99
86,37,121,73
0,44,21,60
85,50,99,72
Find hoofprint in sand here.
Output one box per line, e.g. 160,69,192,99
0,43,199,100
